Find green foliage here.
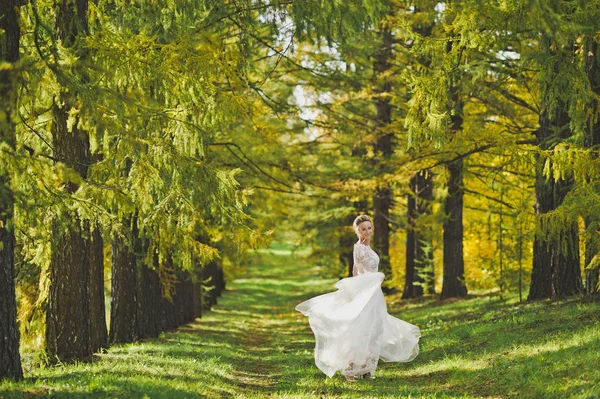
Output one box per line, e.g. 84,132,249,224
8,0,600,357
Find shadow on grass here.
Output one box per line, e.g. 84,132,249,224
2,248,599,399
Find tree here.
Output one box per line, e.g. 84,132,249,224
89,225,107,352
404,3,469,299
371,22,395,287
109,215,138,344
0,0,24,380
583,30,600,295
523,1,600,299
403,170,435,298
45,0,94,363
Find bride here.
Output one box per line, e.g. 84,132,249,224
296,214,421,381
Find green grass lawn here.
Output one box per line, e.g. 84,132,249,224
1,244,599,398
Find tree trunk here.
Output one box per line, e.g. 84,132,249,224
403,187,418,299
202,260,219,310
441,158,468,299
0,0,23,379
529,36,583,300
529,107,582,299
403,170,435,298
586,238,599,294
415,171,435,295
440,37,468,299
403,12,435,300
585,38,600,294
46,220,92,363
180,279,195,323
529,141,555,299
158,254,179,331
161,291,178,331
46,100,92,364
172,277,186,327
340,213,356,277
46,0,93,365
193,280,203,319
551,178,581,298
89,225,107,352
372,25,394,287
109,216,138,344
137,260,161,339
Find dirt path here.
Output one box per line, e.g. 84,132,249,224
175,247,333,398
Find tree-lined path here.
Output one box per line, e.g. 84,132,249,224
1,243,599,399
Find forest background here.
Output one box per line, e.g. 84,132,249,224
1,0,599,384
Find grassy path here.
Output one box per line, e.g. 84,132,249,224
1,245,600,398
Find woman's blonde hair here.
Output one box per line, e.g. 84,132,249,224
353,214,372,237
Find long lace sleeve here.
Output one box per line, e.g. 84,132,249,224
353,244,368,274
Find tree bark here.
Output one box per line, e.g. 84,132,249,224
440,37,468,299
46,0,93,364
441,158,468,298
46,95,92,364
109,216,138,344
586,238,599,294
403,12,435,300
202,260,219,310
404,170,435,299
180,279,195,323
89,225,107,352
46,220,92,363
529,131,555,300
529,109,582,299
403,188,418,299
529,36,583,299
340,217,355,278
0,0,23,379
193,280,203,319
137,257,162,339
551,178,581,298
585,38,600,294
372,25,394,287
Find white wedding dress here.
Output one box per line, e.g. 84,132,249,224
296,242,421,378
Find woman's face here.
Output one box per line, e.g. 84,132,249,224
357,221,373,241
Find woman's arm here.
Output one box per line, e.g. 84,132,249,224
353,244,366,276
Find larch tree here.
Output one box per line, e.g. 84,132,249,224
400,5,437,299
45,0,94,363
584,37,600,295
0,0,24,380
404,1,470,299
371,19,395,286
524,0,600,299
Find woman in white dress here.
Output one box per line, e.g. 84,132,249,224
296,214,421,381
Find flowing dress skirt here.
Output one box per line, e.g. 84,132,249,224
296,272,421,377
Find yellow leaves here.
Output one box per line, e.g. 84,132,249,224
587,254,600,271
542,144,600,185
66,107,80,132
0,61,14,71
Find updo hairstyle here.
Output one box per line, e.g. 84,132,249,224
352,214,372,238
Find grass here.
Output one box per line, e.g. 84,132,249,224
1,242,599,398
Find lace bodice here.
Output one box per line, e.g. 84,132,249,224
353,243,379,274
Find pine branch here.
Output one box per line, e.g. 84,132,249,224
464,188,516,209
252,185,329,198
482,81,539,114
468,165,535,179
211,142,293,189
